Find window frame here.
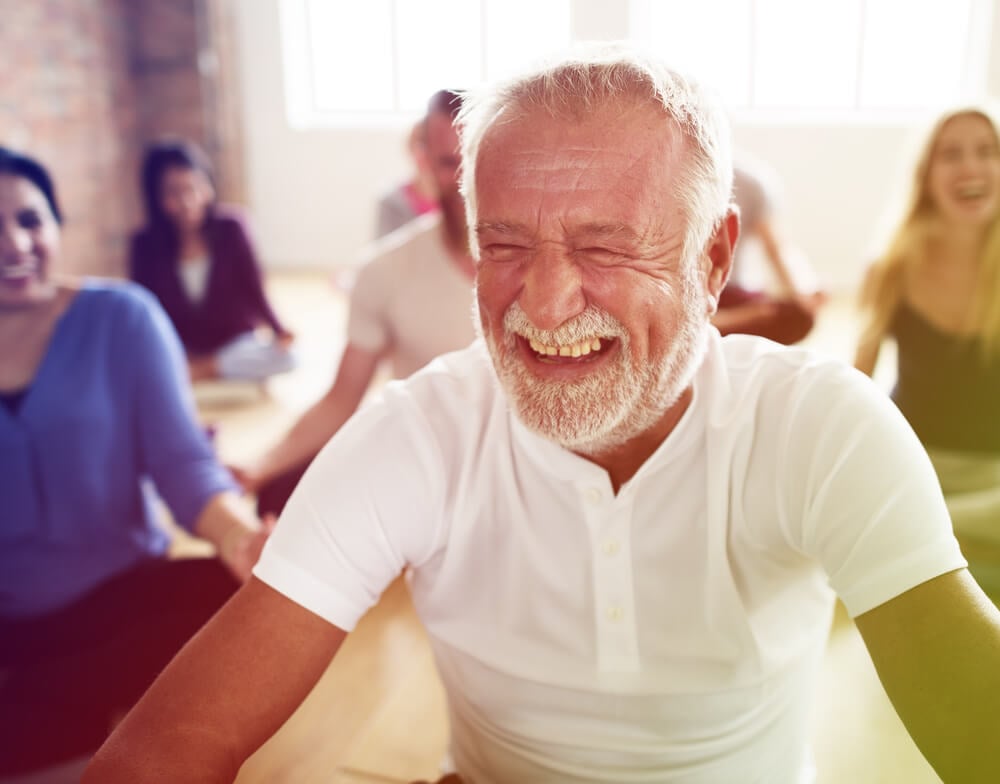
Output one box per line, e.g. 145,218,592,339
279,0,572,129
280,0,996,129
627,0,995,122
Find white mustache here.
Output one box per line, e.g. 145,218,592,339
502,301,627,346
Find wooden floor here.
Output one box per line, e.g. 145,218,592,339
185,271,938,784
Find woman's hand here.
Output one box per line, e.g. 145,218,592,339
194,494,276,582
228,463,262,494
218,514,277,582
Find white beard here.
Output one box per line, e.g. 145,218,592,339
477,267,709,455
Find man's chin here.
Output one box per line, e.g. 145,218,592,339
510,406,605,452
501,372,629,452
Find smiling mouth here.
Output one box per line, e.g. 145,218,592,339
953,181,993,202
521,335,617,362
0,262,37,280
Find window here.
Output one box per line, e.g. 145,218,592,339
629,0,993,115
281,0,571,126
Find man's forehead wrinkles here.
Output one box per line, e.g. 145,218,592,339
476,215,683,260
507,145,647,167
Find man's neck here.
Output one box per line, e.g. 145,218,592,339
579,385,694,494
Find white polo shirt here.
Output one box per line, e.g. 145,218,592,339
255,330,965,783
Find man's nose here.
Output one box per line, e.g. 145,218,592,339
518,246,586,332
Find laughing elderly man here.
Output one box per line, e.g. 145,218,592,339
85,44,1000,784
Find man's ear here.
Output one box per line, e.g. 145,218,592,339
704,207,740,313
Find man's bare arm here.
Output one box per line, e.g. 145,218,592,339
243,343,382,488
82,577,347,783
855,569,1000,783
754,218,800,296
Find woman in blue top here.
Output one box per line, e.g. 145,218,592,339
0,147,271,775
855,107,1000,601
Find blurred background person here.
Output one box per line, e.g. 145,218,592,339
0,147,269,777
714,159,826,344
130,139,296,382
375,119,440,238
855,107,1000,601
234,89,475,517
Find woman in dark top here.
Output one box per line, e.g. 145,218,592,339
855,107,1000,599
130,140,296,381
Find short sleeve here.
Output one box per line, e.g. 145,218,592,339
253,385,446,630
780,365,966,617
345,255,394,355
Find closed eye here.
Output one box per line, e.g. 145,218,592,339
480,244,529,262
576,247,627,265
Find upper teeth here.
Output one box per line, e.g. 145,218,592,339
958,184,986,198
528,337,603,357
0,263,35,279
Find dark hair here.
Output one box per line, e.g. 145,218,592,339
140,139,215,228
427,89,464,121
0,146,64,224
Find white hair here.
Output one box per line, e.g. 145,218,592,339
457,41,734,264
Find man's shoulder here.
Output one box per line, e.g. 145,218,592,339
704,334,914,509
349,215,446,302
379,341,499,429
719,334,840,374
706,333,887,444
713,333,866,408
358,213,444,269
395,340,494,398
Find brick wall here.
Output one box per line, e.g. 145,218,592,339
205,0,246,204
0,0,244,276
129,0,246,214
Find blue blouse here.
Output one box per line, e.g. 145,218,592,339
0,281,236,619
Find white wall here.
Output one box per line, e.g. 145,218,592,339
236,0,409,272
236,0,1000,293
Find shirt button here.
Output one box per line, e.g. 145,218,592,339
601,540,620,556
606,606,625,622
585,487,603,505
